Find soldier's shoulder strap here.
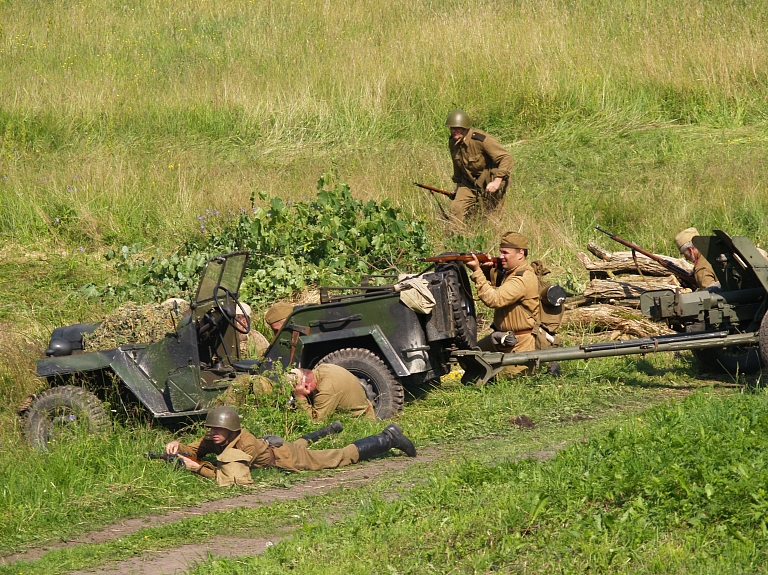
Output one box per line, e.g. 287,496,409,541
471,131,486,142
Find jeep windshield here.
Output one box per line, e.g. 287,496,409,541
194,251,249,306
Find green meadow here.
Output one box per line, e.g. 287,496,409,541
1,0,768,572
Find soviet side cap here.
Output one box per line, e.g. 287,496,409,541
264,302,294,324
237,302,251,316
500,232,529,250
674,227,700,251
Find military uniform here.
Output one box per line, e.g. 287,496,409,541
182,428,361,476
470,232,540,376
675,227,720,290
693,256,718,290
180,428,261,487
449,127,513,222
296,364,375,421
175,406,416,483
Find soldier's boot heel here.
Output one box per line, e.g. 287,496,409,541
301,421,344,445
382,424,417,457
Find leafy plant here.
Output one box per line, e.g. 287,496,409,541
84,172,432,305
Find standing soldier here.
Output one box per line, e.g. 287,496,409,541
674,227,720,290
445,109,514,223
465,232,540,376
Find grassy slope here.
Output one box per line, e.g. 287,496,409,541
1,0,768,572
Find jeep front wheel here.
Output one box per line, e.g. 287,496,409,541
317,348,404,419
24,386,111,450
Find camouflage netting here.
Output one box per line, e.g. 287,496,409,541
82,300,191,351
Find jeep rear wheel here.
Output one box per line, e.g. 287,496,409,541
317,348,404,419
24,386,111,450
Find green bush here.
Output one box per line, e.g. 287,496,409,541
85,172,432,305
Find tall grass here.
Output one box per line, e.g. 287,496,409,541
1,0,767,251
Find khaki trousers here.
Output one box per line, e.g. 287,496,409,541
477,332,535,376
449,184,506,223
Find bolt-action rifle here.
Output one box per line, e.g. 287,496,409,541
421,252,502,269
413,182,453,198
145,452,201,467
595,226,697,290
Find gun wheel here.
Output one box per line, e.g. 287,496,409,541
693,346,762,375
24,385,111,450
317,348,404,420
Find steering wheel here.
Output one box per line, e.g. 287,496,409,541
213,285,251,335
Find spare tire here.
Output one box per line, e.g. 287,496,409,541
24,385,111,450
440,264,477,349
317,348,404,419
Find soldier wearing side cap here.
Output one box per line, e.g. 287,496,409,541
165,406,416,485
288,365,376,421
674,227,720,291
445,109,514,223
264,302,295,335
235,302,270,357
465,232,540,376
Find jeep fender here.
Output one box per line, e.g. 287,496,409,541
299,325,410,377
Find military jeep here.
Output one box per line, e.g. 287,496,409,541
26,252,477,446
258,262,477,419
26,251,252,448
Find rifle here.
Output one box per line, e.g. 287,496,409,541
421,252,501,269
595,226,697,289
413,182,453,198
145,452,201,467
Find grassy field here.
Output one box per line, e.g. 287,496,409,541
2,0,768,572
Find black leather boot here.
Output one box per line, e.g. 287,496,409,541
301,421,343,444
382,424,417,457
352,433,392,461
353,424,417,461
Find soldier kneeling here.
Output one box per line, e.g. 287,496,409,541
164,406,416,486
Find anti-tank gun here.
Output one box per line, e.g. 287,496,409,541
454,230,768,384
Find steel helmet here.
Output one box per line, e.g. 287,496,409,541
445,109,471,129
205,406,241,431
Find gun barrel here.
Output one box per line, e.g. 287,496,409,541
453,330,760,385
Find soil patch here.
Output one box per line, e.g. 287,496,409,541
0,451,434,566
67,536,284,575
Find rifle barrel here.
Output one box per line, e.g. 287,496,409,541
595,226,697,289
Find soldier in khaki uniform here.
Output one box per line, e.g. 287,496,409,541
166,406,415,485
675,227,720,290
466,232,540,376
265,302,295,335
445,109,514,223
235,302,270,357
289,364,376,421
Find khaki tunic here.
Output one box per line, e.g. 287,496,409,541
181,429,261,486
694,256,718,289
185,429,361,478
296,364,375,421
472,261,540,375
449,128,513,221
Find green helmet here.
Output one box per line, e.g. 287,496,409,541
445,109,471,129
205,406,241,431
